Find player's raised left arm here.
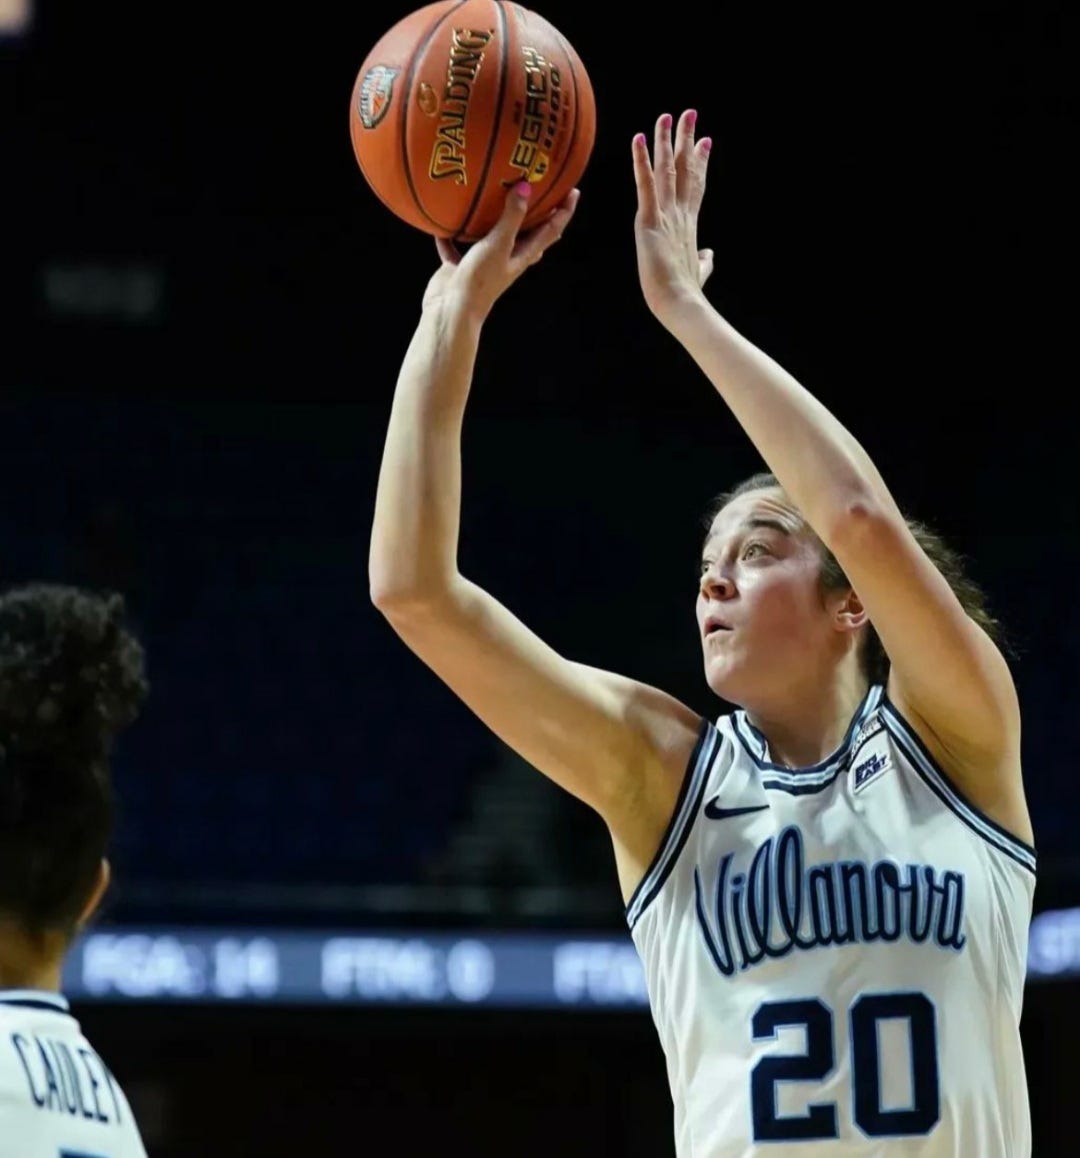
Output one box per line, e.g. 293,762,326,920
632,109,1029,842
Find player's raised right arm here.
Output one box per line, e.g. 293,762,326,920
368,186,701,871
369,182,571,614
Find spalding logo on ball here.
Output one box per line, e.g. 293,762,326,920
349,0,596,242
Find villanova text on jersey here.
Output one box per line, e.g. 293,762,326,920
693,825,967,978
626,687,1036,1157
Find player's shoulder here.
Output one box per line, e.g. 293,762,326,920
0,991,148,1157
0,990,80,1077
574,661,709,782
0,989,78,1035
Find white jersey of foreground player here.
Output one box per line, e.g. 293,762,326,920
628,684,1035,1158
0,990,147,1157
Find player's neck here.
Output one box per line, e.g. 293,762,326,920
0,920,65,993
744,668,870,770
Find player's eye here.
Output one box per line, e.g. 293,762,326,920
742,541,768,560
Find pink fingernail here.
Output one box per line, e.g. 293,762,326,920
660,113,672,129
686,109,698,125
514,181,532,198
633,132,646,146
700,137,713,153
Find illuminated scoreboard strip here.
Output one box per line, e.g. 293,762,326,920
60,908,1080,1007
62,929,649,1008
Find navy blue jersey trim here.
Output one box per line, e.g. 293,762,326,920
733,685,882,776
625,717,716,930
880,697,1036,874
760,773,844,796
0,991,71,1013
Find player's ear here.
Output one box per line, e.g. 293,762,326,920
832,588,868,634
77,859,111,928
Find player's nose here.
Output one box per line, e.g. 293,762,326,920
700,568,736,600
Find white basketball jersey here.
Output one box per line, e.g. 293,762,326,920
0,990,147,1157
627,684,1035,1158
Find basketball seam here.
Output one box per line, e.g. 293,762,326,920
402,2,467,234
524,25,584,221
458,0,510,242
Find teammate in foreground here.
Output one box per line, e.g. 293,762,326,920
0,584,150,1156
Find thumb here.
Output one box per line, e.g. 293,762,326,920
699,248,715,287
488,181,533,248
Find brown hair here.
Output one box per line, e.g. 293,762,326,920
703,472,1010,685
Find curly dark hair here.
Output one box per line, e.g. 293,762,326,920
0,583,148,936
704,472,1009,686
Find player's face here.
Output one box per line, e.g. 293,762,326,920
696,488,841,706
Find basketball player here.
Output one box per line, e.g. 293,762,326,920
0,584,150,1156
369,110,1035,1155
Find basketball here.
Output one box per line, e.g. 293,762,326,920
348,1,595,242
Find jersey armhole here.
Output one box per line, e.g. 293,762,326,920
625,715,719,930
879,693,1036,875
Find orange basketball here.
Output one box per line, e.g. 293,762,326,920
349,1,595,242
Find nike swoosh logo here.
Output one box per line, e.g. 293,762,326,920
703,800,769,821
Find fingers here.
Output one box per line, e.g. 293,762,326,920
687,135,713,219
653,112,676,207
435,236,461,266
486,181,534,253
631,132,659,226
512,188,580,267
673,109,697,203
637,111,712,218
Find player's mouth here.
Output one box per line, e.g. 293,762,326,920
704,615,732,640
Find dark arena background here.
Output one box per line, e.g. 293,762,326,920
4,1,1077,1154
